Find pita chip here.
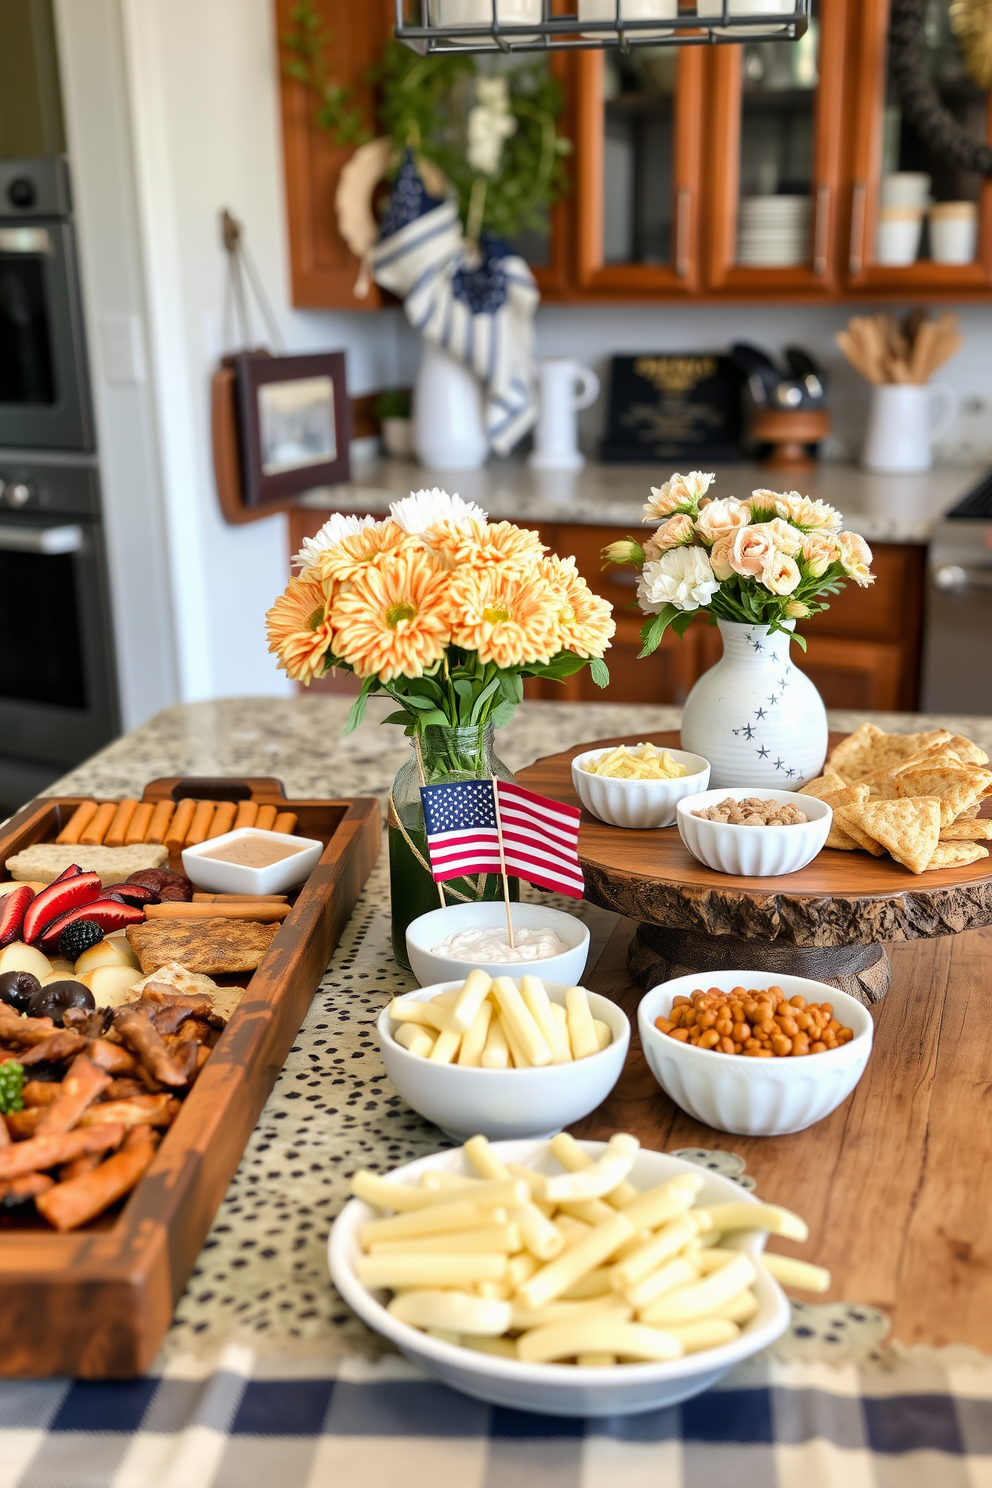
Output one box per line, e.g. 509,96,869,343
818,784,870,850
940,818,992,841
895,766,992,828
841,798,940,874
832,807,886,857
947,735,989,766
925,841,989,871
799,769,847,799
829,726,952,780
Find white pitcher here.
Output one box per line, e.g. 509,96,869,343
861,383,957,474
528,359,600,472
413,340,489,471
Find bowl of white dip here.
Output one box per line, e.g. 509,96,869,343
406,902,590,989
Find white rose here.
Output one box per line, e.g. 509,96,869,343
761,551,802,596
638,546,720,614
694,497,751,545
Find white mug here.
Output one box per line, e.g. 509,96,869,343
579,0,677,41
529,359,600,472
875,207,923,266
861,383,957,474
929,202,977,265
413,340,489,471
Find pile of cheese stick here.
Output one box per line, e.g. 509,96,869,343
349,1131,828,1366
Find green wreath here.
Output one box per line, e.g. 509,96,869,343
282,2,571,242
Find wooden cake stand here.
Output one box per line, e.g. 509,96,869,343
517,731,992,1004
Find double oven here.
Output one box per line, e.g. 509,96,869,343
0,156,118,810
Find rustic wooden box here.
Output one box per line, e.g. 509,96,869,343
0,777,380,1377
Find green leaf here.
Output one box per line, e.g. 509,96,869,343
344,675,379,735
469,676,502,725
382,710,415,727
671,610,696,639
790,632,808,652
638,607,677,658
488,700,517,730
414,709,451,729
589,656,610,688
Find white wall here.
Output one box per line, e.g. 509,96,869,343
58,0,406,717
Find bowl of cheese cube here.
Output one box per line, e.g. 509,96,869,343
378,972,629,1140
571,742,710,830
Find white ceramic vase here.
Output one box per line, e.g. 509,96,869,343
413,340,489,471
680,620,827,790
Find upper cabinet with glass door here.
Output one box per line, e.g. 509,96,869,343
846,0,992,291
573,43,705,294
704,0,849,292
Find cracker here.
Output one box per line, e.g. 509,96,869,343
841,798,941,874
5,843,169,887
895,766,992,828
128,960,243,1022
940,818,992,841
817,785,870,851
947,735,990,766
126,918,279,975
925,841,990,871
832,807,886,857
799,769,847,799
828,727,951,781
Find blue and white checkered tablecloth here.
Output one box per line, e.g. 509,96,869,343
2,1345,991,1488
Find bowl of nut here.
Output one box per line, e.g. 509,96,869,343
571,743,710,830
638,972,873,1136
676,788,832,876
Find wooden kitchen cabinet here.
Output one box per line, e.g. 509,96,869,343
288,506,927,711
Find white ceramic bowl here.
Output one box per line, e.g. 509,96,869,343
328,1139,791,1417
406,902,589,988
571,745,710,830
639,971,874,1136
676,788,831,876
181,827,323,896
378,980,629,1140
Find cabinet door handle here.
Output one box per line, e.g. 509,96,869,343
675,185,691,279
813,181,830,276
849,181,867,276
934,563,992,592
0,523,82,554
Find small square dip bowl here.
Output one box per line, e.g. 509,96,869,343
182,827,323,896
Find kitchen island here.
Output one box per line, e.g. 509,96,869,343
3,696,987,1485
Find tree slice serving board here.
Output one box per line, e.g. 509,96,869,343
0,778,380,1377
517,732,992,1004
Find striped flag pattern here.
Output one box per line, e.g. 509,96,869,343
420,778,584,899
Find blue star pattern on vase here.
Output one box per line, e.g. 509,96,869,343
758,746,770,758
721,625,813,782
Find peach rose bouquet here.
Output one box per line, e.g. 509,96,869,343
266,489,615,735
602,472,874,657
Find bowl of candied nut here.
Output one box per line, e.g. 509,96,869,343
638,972,873,1135
675,788,832,877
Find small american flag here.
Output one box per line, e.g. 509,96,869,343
420,779,584,899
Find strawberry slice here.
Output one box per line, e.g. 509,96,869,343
0,885,35,948
23,871,102,945
52,864,84,884
38,898,145,951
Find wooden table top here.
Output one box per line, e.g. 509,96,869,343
519,731,992,947
577,915,992,1351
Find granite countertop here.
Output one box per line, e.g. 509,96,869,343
296,457,987,546
46,697,992,802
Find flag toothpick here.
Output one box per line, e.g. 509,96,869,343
490,776,516,950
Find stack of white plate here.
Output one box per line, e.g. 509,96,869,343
737,195,811,266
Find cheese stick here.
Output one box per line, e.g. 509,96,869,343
463,1136,563,1261
577,1353,617,1367
394,1024,436,1059
370,1224,521,1256
388,1290,512,1336
517,1319,683,1365
481,1016,510,1069
621,1175,705,1232
543,1134,639,1203
450,969,492,1033
356,1253,509,1289
664,1319,740,1354
621,1256,698,1310
351,1170,445,1212
710,1289,760,1324
80,801,117,845
696,1203,808,1243
519,976,571,1064
103,799,138,848
456,998,493,1067
142,799,175,844
611,1216,700,1294
638,1254,756,1325
389,998,458,1034
359,1182,527,1244
593,1019,612,1052
549,1131,638,1208
428,1026,461,1064
490,976,553,1067
517,1212,636,1312
125,802,156,845
56,801,98,845
760,1253,831,1293
565,985,599,1060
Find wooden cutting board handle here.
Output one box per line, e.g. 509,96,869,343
141,777,288,803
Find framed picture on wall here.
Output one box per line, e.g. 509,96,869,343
234,350,351,509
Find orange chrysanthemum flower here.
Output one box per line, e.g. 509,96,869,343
448,567,561,668
314,519,414,585
330,549,453,682
265,572,335,685
541,555,615,659
425,518,546,574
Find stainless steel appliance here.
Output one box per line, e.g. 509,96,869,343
0,158,118,810
921,474,992,717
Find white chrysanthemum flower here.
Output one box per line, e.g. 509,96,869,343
390,488,488,537
467,76,517,177
638,546,720,614
292,513,376,571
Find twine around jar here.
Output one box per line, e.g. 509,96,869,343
385,732,477,905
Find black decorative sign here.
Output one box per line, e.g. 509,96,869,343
601,354,746,463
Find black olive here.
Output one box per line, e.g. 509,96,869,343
27,980,95,1026
0,970,41,1013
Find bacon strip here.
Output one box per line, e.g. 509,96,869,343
79,1094,178,1129
22,1081,62,1109
5,1109,43,1140
0,1012,55,1046
86,1039,138,1077
36,1137,156,1232
36,1055,111,1136
114,1008,188,1087
18,1032,88,1066
0,1124,124,1181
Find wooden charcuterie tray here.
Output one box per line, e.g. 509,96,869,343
518,732,992,1004
0,777,379,1377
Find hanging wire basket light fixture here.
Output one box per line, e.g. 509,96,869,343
394,0,810,55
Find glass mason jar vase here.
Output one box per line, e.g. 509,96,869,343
388,722,517,969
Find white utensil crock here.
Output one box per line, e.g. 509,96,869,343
861,383,957,474
528,359,600,472
413,340,489,471
680,620,827,790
